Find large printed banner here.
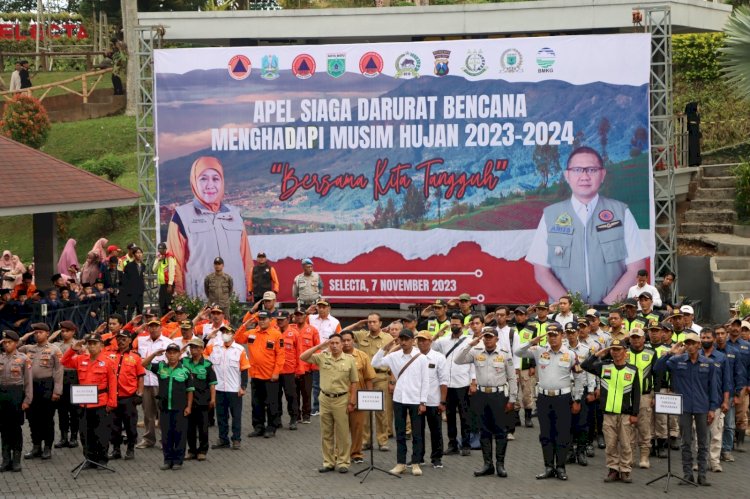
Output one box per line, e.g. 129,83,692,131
154,34,654,305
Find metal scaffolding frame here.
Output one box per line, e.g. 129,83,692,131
135,26,162,306
646,6,677,303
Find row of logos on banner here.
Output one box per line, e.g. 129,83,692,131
226,46,558,81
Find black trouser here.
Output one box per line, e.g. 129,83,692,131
158,284,173,315
446,386,470,449
110,395,138,448
123,299,143,320
585,398,598,444
418,406,443,464
160,409,188,465
29,378,55,447
394,402,424,465
680,412,709,477
187,404,209,454
571,391,590,447
251,378,280,430
278,373,299,424
80,406,112,464
296,372,312,420
57,381,79,439
537,393,572,467
112,75,124,95
474,391,510,440
216,391,242,443
0,386,25,451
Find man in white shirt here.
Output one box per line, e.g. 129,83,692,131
626,269,663,308
172,320,196,358
415,330,448,469
307,299,341,416
491,306,521,437
680,305,702,334
9,61,22,92
135,319,172,448
432,315,475,456
526,147,648,305
372,330,430,477
552,296,577,327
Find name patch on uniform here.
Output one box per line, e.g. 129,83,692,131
428,363,436,368
642,354,650,361
561,353,570,362
550,224,574,235
596,220,622,231
540,352,550,360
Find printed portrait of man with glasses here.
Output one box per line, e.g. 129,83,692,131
525,146,648,306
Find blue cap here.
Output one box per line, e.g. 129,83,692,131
301,258,313,265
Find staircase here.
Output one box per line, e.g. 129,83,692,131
711,257,750,305
681,164,736,234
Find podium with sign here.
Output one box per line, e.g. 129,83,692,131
646,392,696,491
70,385,116,479
353,390,401,483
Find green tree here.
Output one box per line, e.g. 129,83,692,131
630,126,648,157
598,117,611,164
532,144,560,189
400,184,427,223
0,94,51,149
721,6,750,100
79,153,127,182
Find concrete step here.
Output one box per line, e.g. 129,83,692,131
701,176,736,189
714,257,750,270
690,199,736,210
713,269,750,281
719,280,750,292
702,164,733,177
681,222,735,234
735,225,750,238
684,210,737,223
694,187,736,200
680,234,750,256
728,292,749,303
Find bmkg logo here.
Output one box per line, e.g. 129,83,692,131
536,47,556,73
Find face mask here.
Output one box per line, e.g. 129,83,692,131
221,333,233,343
451,326,462,334
701,341,713,350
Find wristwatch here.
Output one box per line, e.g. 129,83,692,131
440,400,447,405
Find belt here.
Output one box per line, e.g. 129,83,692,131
539,387,571,396
321,391,347,398
477,385,507,394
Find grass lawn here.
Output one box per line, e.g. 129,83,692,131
0,114,139,263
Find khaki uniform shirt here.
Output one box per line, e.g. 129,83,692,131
204,272,234,308
310,351,358,395
350,348,376,391
353,330,392,378
19,342,63,396
0,351,34,405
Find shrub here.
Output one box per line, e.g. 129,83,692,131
79,153,127,183
0,94,51,148
673,33,726,82
732,160,750,222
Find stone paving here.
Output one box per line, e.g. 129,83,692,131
2,398,748,498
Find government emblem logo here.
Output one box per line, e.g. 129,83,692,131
261,54,279,80
227,55,251,80
433,49,450,76
359,52,383,77
292,54,316,79
395,51,421,79
461,50,486,76
500,48,523,73
327,53,346,78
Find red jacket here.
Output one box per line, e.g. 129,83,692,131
290,323,320,373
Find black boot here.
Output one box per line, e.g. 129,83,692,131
566,445,577,464
109,446,122,460
473,438,495,477
54,437,69,449
524,409,534,428
576,445,588,466
0,443,11,472
68,434,79,448
513,410,521,427
124,445,135,460
11,448,21,472
669,436,680,450
40,444,51,460
656,438,668,458
23,444,41,460
495,438,508,477
736,430,746,453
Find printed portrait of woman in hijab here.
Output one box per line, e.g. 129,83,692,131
166,156,253,300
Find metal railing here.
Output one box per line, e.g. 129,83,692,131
28,295,111,337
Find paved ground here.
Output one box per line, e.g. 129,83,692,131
2,399,749,498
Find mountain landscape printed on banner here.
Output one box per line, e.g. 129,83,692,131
156,68,650,237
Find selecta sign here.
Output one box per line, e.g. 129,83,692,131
0,21,88,40
153,34,654,305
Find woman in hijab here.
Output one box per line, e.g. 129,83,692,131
90,238,109,263
80,251,101,286
0,250,12,272
166,156,253,300
7,255,26,289
57,239,80,276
